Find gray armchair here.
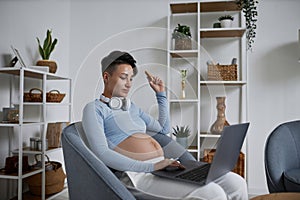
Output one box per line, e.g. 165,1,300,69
264,120,300,193
62,122,196,200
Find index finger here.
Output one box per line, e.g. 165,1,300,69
145,70,154,81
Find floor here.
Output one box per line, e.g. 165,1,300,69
52,190,69,200
52,190,258,200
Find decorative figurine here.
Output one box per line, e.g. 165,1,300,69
181,69,187,99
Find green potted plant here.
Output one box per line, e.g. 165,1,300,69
172,24,192,50
36,29,58,73
236,0,258,50
218,15,234,28
172,125,191,148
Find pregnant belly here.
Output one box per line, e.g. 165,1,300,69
114,133,164,161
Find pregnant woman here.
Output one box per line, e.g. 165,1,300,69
82,50,248,200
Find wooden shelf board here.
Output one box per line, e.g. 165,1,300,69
169,99,198,103
0,68,70,80
0,68,43,79
188,146,198,151
170,2,198,14
200,81,246,86
0,122,45,127
0,122,20,127
0,168,42,179
200,132,221,138
187,149,198,153
200,1,241,12
46,102,71,106
23,102,43,106
187,146,198,153
170,50,198,58
22,102,70,105
12,147,62,155
200,28,245,38
170,1,240,14
10,186,68,200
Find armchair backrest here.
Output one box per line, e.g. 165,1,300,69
62,121,197,199
62,122,135,200
265,120,300,193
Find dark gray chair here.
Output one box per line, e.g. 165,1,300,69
62,122,196,200
265,120,300,193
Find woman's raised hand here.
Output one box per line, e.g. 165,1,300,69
145,70,165,93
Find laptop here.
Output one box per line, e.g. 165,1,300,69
152,123,250,186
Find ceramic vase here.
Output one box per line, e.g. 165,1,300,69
210,96,230,134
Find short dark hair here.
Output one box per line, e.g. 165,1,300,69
101,51,137,76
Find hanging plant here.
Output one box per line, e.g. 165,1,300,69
236,0,258,50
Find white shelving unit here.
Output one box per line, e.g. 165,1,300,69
167,0,247,177
0,67,71,200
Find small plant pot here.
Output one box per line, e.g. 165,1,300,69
176,137,188,148
36,60,57,73
220,19,233,28
174,38,192,50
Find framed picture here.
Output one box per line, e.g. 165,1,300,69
10,45,27,68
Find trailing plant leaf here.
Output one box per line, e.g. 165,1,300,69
236,0,258,50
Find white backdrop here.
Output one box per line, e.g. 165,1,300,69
0,0,300,197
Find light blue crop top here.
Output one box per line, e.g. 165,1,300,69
82,92,170,172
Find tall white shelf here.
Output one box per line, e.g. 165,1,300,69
167,0,247,177
0,67,71,200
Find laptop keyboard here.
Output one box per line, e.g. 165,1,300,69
175,163,211,182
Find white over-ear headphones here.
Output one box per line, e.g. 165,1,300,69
100,94,131,111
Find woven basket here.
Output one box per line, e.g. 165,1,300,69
202,149,245,177
25,155,66,196
46,90,65,103
207,64,237,81
24,88,43,102
24,88,65,103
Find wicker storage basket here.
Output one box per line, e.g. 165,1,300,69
24,88,65,103
25,155,66,196
207,64,237,81
24,88,43,102
202,149,245,177
46,90,65,103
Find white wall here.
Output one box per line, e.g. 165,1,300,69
247,0,300,194
69,0,168,120
0,0,71,199
0,0,300,198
